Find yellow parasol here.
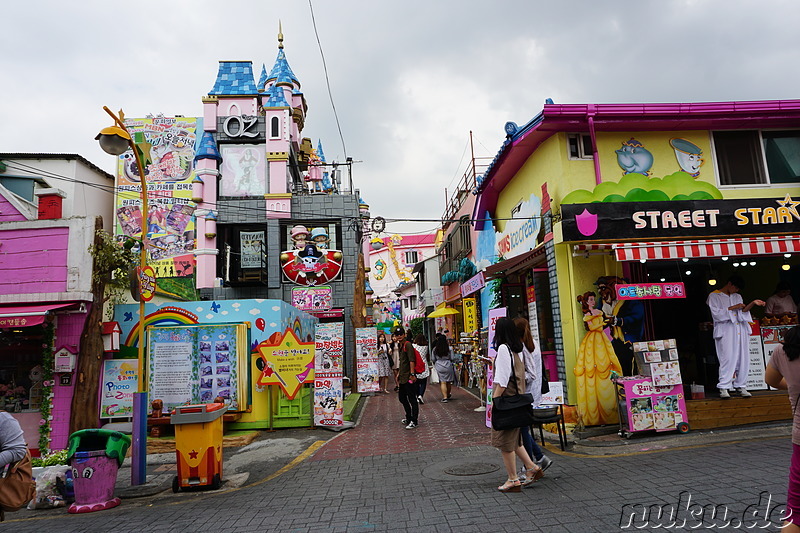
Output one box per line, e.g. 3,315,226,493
427,306,459,318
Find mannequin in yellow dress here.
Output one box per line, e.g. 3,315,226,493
574,292,623,426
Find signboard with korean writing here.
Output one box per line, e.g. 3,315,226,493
291,286,333,312
314,323,344,373
561,196,800,242
486,307,507,429
460,272,486,298
314,374,343,427
615,282,686,300
100,359,139,419
115,117,199,280
255,328,315,400
462,298,478,335
148,324,249,412
355,327,380,393
240,231,264,269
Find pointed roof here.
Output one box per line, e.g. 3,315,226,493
194,132,222,163
257,64,268,91
264,84,290,108
208,61,258,96
266,25,300,88
316,140,326,162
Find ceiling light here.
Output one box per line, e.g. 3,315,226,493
660,278,666,282
682,257,689,263
685,270,692,275
783,263,791,271
733,262,739,267
786,254,792,259
721,256,729,261
708,278,717,286
750,261,756,266
640,259,646,263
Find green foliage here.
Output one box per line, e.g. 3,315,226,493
88,229,136,307
409,317,424,340
38,322,55,454
31,449,68,467
562,171,724,204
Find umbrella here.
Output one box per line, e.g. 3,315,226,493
427,306,459,318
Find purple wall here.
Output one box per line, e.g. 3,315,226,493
0,227,69,294
0,195,27,223
50,311,85,450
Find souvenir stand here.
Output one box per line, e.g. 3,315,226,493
613,338,690,439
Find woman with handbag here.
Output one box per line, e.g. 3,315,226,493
433,335,457,402
376,332,392,393
412,334,431,404
492,317,543,492
513,318,554,476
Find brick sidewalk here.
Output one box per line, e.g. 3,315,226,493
311,384,491,461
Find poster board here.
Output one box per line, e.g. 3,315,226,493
314,323,344,426
99,359,139,419
148,324,249,412
356,327,380,393
485,307,507,429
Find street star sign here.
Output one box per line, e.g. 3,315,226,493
254,328,315,400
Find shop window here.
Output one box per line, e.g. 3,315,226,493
405,250,418,265
409,295,417,309
0,325,45,413
713,129,800,186
217,224,267,284
282,221,340,251
568,133,594,160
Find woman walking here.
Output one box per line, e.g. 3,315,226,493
765,326,800,532
376,332,392,393
433,334,457,402
514,317,553,474
412,334,431,404
492,317,543,492
389,332,402,391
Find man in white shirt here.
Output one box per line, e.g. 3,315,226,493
707,275,765,398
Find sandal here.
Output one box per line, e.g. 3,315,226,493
497,478,522,492
522,467,544,486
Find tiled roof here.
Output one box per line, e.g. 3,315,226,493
257,64,268,91
194,132,222,163
264,84,290,108
208,61,258,95
266,49,299,87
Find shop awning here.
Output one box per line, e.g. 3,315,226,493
612,235,800,262
0,302,77,328
404,311,426,321
484,246,546,281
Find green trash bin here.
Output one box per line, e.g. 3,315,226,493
66,429,131,514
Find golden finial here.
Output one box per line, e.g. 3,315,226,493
278,21,284,49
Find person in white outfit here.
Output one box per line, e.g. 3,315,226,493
707,275,765,398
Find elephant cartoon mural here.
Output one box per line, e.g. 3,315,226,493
616,138,654,176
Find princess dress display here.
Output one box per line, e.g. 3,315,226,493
574,313,623,426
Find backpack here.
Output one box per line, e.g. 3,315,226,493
406,342,426,374
0,450,35,521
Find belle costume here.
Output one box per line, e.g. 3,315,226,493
574,312,622,425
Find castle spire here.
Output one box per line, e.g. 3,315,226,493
278,21,284,49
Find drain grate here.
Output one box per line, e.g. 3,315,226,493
443,462,500,476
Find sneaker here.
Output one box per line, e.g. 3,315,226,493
737,388,752,398
536,455,553,472
441,398,449,403
719,388,730,399
417,396,425,404
405,421,417,430
401,418,409,425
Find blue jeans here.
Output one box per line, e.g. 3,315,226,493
417,377,428,398
521,425,544,461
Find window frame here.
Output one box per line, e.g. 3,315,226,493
567,133,594,160
711,128,800,188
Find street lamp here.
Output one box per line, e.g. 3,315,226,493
96,106,151,486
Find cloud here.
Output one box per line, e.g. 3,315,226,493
249,308,261,316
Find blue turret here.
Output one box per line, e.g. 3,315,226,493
194,132,222,164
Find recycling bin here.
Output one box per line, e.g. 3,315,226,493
171,402,226,492
66,429,131,513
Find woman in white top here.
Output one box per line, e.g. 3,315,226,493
491,317,543,492
766,282,797,316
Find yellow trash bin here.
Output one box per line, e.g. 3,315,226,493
171,402,226,492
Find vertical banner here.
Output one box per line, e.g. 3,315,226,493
525,277,541,348
747,321,768,391
314,323,344,427
240,231,264,269
486,307,507,429
100,360,139,419
356,327,380,392
463,298,478,334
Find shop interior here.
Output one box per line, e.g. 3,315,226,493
0,325,45,413
634,253,797,392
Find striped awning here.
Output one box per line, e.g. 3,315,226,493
404,311,426,321
612,235,800,262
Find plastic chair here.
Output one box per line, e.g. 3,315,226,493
532,405,567,451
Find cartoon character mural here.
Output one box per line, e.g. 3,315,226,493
595,276,645,376
290,225,309,250
669,138,704,177
373,259,387,280
574,291,622,426
616,138,654,176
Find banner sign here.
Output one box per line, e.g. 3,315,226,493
355,327,380,393
615,282,686,300
314,373,343,427
100,359,138,418
460,272,485,297
314,323,344,373
291,286,333,312
240,231,264,269
462,298,478,335
561,196,800,242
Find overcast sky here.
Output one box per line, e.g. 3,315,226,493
1,1,798,236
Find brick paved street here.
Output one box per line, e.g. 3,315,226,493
6,385,795,532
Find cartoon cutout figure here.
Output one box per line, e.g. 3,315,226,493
290,225,309,250
311,227,330,250
616,138,654,176
295,244,326,283
670,138,704,177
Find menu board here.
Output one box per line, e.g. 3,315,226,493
356,328,380,393
148,324,249,412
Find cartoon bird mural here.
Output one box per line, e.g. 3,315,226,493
616,138,654,176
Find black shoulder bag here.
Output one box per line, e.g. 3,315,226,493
491,346,536,430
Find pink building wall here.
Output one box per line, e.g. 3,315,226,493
0,227,69,294
49,311,85,450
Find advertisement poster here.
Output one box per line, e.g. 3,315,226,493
525,278,540,347
149,324,247,411
115,117,199,280
219,145,267,197
356,327,380,393
463,298,478,335
255,328,315,400
315,323,344,373
748,322,768,391
99,360,138,419
314,373,343,427
240,231,265,269
291,286,333,312
486,307,507,429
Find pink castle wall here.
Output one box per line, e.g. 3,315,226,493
0,227,68,294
